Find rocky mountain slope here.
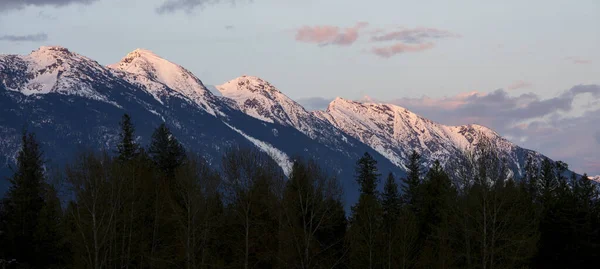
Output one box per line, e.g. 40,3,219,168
0,46,572,201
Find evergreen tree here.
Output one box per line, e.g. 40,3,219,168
381,173,401,269
355,152,380,195
117,113,140,162
148,123,187,178
402,150,422,206
348,152,382,269
417,160,455,268
0,130,63,268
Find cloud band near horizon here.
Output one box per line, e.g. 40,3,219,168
0,33,48,42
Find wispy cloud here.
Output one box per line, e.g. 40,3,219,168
295,22,369,47
371,42,434,58
371,27,460,44
0,0,97,12
225,25,235,30
0,33,48,42
156,0,248,14
507,80,533,90
565,56,592,65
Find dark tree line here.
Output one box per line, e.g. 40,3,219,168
1,114,599,269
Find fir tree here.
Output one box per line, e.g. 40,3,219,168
117,113,140,162
0,130,63,268
349,152,382,269
148,123,187,178
381,173,401,269
355,152,380,195
402,150,422,206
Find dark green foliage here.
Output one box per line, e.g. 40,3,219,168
0,130,64,268
355,152,380,196
402,150,421,206
117,113,140,162
348,152,383,269
148,123,187,178
3,115,599,269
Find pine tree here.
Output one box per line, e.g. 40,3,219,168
348,152,382,269
417,160,455,268
402,150,422,207
381,173,401,269
355,152,380,195
0,130,63,268
117,113,140,162
148,123,187,178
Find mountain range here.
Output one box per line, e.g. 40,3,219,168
0,46,563,203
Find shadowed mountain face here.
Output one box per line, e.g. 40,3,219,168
0,46,559,203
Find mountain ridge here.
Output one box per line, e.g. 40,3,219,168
0,46,581,200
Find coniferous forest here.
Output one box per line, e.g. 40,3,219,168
1,114,599,269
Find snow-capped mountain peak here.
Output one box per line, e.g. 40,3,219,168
217,75,348,142
0,46,119,104
108,49,219,116
315,98,518,170
217,76,305,125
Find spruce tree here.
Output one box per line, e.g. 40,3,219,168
402,150,421,206
349,152,382,269
381,173,401,269
148,123,186,178
117,113,140,162
0,130,62,268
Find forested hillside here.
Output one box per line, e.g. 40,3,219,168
1,114,598,269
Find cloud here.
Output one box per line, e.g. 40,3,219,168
295,22,369,47
371,27,460,44
0,0,97,12
507,80,533,90
0,33,48,42
372,42,434,58
565,56,592,65
296,97,334,111
225,25,235,30
157,0,247,14
595,131,600,144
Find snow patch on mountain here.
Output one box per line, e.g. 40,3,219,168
0,46,119,105
224,123,293,176
314,97,519,169
108,49,220,116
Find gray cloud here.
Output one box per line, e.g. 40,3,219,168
565,56,592,65
225,25,235,30
0,0,98,12
157,0,248,14
296,97,334,111
371,27,460,44
0,33,48,42
595,131,600,144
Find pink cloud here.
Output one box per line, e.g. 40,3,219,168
295,22,369,46
565,56,592,64
371,27,460,43
372,42,434,58
507,80,533,90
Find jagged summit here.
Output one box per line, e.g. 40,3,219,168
219,75,282,94
108,48,220,116
0,46,117,102
315,97,517,169
217,75,307,125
